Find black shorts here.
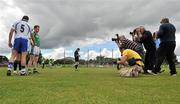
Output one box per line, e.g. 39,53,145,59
75,57,79,62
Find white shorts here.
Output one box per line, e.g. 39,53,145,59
74,62,79,65
33,46,41,55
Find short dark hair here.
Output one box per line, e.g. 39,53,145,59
34,25,40,29
77,48,80,51
160,18,169,23
22,15,29,21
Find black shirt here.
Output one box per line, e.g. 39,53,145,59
157,23,176,42
140,31,156,51
74,50,79,61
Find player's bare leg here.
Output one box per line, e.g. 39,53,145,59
27,54,34,74
33,55,40,73
19,52,27,76
7,50,18,76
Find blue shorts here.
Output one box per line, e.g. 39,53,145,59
13,38,28,52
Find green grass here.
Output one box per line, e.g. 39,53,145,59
0,66,180,104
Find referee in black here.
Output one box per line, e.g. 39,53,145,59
153,18,177,76
74,48,80,70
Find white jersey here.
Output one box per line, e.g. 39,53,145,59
12,20,32,40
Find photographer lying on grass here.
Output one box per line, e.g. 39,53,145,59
116,46,144,77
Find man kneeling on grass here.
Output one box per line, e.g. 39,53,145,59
117,46,144,77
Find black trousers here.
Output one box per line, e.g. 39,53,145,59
144,48,156,72
154,42,176,74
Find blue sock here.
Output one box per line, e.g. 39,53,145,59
8,62,13,69
21,66,25,69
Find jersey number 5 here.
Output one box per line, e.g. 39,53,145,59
20,24,25,32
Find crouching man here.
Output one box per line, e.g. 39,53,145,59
117,47,144,77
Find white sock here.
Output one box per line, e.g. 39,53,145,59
21,68,26,72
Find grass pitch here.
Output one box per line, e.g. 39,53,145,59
0,66,180,104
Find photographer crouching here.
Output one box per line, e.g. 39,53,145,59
117,46,144,77
113,34,144,77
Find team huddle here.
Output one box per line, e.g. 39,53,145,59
7,16,41,76
6,16,177,77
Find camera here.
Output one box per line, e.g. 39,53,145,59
112,34,120,41
112,38,118,41
112,58,121,70
129,32,133,35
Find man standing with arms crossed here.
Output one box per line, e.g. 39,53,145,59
7,16,34,76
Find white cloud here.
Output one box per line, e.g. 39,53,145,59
42,47,65,59
1,0,180,59
82,48,120,60
4,0,179,49
0,0,24,54
177,56,180,62
175,33,180,55
71,38,105,48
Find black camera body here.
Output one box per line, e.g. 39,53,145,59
112,38,118,41
129,32,133,35
112,34,120,41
